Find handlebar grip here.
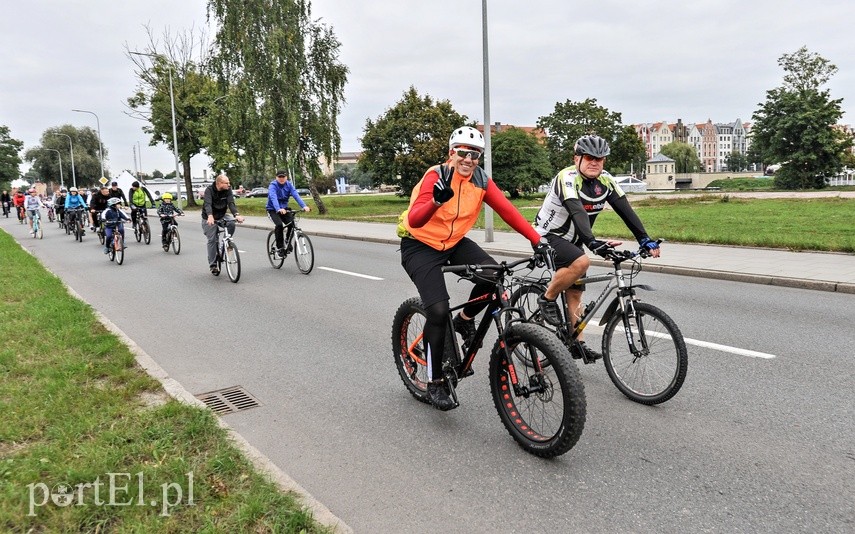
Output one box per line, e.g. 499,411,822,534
441,265,470,274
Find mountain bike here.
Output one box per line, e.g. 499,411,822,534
510,242,688,405
68,208,86,242
162,214,181,255
266,209,314,274
392,254,586,458
106,226,125,265
17,205,25,224
45,203,55,223
214,218,241,283
133,208,151,245
30,211,43,239
95,217,106,245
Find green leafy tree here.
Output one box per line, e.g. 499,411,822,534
724,151,749,172
359,87,468,196
152,169,164,179
24,125,106,189
609,125,647,175
127,26,217,206
660,142,702,173
207,0,348,215
536,98,624,171
751,46,850,189
490,128,552,198
0,125,24,188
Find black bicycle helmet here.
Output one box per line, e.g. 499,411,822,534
574,135,611,158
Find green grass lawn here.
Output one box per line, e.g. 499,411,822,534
222,192,855,253
0,231,330,533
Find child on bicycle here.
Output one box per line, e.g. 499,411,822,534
24,188,44,234
102,198,130,254
157,193,184,249
397,126,551,411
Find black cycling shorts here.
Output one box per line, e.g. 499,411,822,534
543,233,587,292
400,237,495,308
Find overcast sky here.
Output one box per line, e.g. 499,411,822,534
3,0,854,177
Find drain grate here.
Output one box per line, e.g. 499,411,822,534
196,386,261,415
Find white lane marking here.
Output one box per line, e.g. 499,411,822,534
317,266,383,280
586,322,777,359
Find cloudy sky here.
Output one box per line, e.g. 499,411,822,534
3,0,854,177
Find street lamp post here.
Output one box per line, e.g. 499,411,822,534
71,109,105,183
481,0,494,242
43,149,64,189
50,133,77,188
129,51,183,208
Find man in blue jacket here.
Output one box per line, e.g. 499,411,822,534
266,170,310,257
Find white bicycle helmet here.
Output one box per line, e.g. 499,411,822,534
448,126,485,150
107,197,122,207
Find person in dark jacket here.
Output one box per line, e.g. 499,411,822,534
108,181,128,206
89,186,111,230
201,174,244,275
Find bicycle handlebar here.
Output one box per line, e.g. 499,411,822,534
601,239,663,261
442,255,542,277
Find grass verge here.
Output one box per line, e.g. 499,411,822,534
0,229,330,532
222,193,855,253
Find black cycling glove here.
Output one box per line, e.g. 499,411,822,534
433,165,455,205
587,239,612,258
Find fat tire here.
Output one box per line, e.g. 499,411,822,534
602,302,687,405
391,297,456,404
489,323,585,458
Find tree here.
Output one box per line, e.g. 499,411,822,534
23,125,106,189
751,47,850,189
724,151,749,172
127,26,217,206
359,87,468,196
609,125,647,175
490,128,552,198
0,125,24,188
660,142,702,173
333,163,373,190
536,98,624,171
207,0,348,215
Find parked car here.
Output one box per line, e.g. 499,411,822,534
245,187,268,198
296,188,310,196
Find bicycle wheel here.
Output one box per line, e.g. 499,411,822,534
489,323,586,458
267,231,284,269
602,302,687,405
293,231,314,274
98,226,105,245
115,236,124,265
509,283,553,328
36,221,43,239
75,221,82,242
134,222,142,242
391,297,458,405
171,229,181,255
142,221,151,245
225,240,241,283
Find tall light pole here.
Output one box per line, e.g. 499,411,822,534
130,51,183,208
72,109,105,183
50,133,77,188
43,149,64,189
481,0,494,242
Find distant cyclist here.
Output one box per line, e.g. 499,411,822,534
24,188,44,234
1,190,10,217
532,134,660,361
397,126,551,411
128,181,155,229
101,198,130,254
53,188,67,226
266,170,310,257
89,186,111,230
157,193,184,249
12,189,25,221
201,174,244,275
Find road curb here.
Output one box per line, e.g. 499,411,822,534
66,284,354,534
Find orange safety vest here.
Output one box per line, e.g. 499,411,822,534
399,164,489,251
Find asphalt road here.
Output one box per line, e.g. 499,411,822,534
3,214,854,533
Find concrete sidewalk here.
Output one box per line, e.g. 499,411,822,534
240,215,855,294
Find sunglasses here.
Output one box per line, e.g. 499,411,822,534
581,154,605,162
454,149,482,160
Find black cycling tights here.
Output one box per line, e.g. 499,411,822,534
423,281,493,381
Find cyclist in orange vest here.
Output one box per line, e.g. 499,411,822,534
398,126,551,410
